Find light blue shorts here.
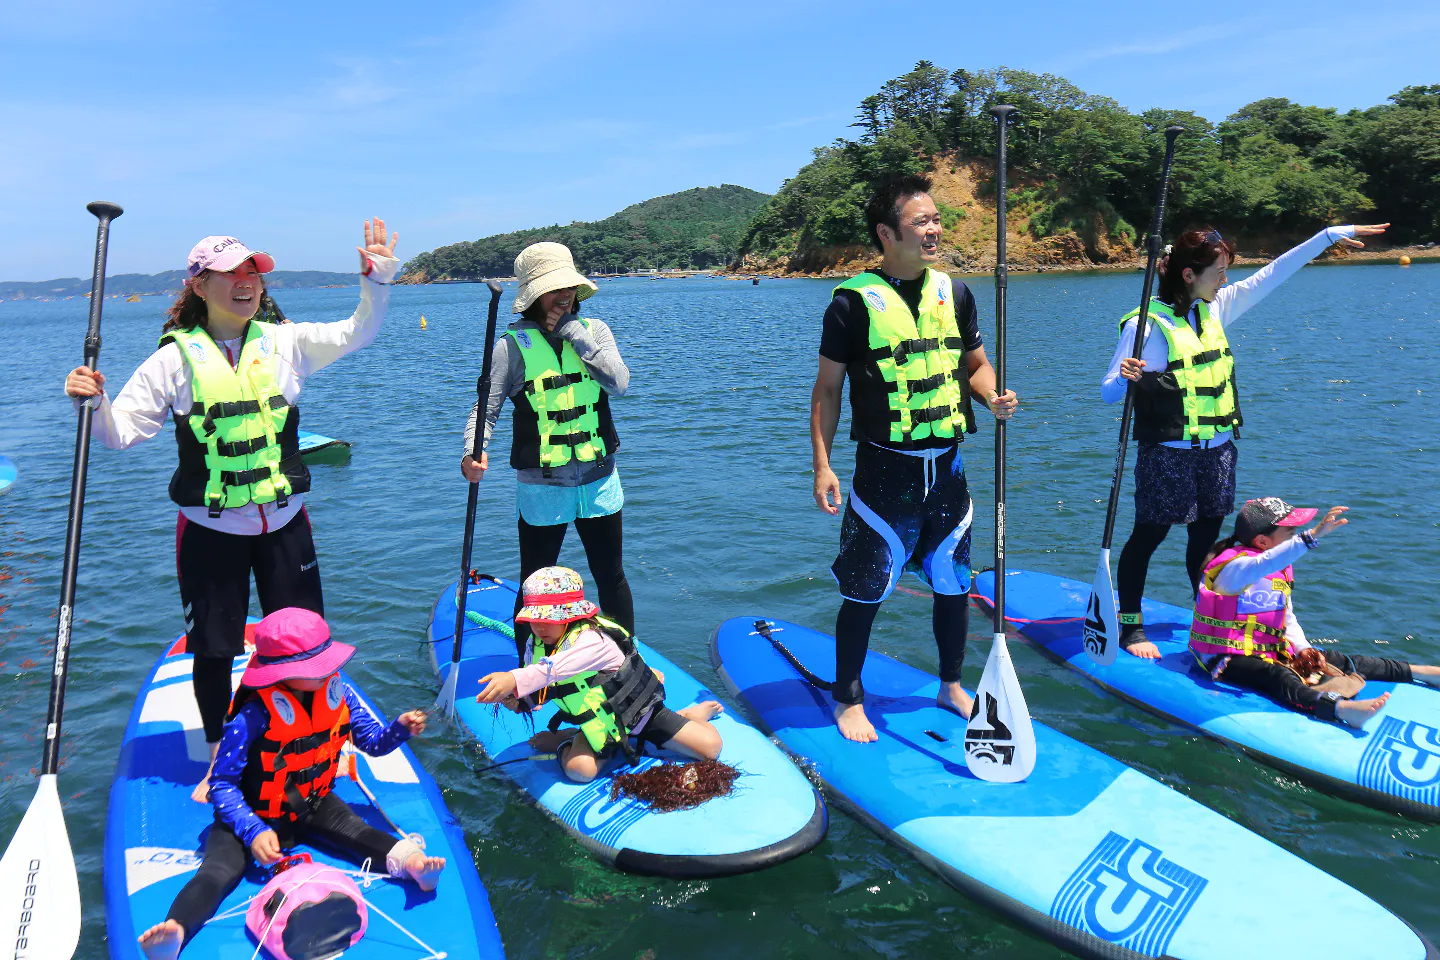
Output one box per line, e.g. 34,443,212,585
515,468,624,527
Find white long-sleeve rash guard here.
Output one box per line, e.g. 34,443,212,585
1100,226,1356,449
77,254,399,536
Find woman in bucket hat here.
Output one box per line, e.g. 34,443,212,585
474,567,723,783
64,220,400,802
1187,498,1440,728
136,608,442,960
461,242,634,656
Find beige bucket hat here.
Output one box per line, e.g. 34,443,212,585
512,242,598,314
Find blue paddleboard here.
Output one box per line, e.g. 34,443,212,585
105,623,505,960
297,429,351,465
426,577,826,877
712,616,1435,960
0,455,16,495
973,569,1440,821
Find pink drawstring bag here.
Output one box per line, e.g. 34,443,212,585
245,855,368,960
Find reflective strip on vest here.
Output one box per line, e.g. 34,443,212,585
164,322,292,513
508,321,608,468
1188,547,1296,661
1121,301,1240,444
250,680,352,821
835,269,968,444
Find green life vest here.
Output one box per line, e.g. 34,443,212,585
161,322,294,516
1121,300,1242,446
507,322,609,468
834,269,970,445
535,616,664,761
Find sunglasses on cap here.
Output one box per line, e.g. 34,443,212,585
1203,228,1225,246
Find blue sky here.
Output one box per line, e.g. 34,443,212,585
2,0,1436,280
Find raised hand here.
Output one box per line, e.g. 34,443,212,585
357,217,399,261
1337,224,1389,249
1309,505,1349,539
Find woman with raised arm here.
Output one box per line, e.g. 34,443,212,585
63,220,400,800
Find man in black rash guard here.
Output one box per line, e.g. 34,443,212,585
811,173,1018,743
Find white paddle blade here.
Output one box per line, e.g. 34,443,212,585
434,664,460,719
0,774,80,960
964,634,1037,782
1084,549,1121,666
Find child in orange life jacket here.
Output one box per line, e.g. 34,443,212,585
1189,498,1440,729
475,566,724,783
137,608,444,960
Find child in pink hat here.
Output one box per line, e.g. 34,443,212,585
1188,499,1440,728
475,566,726,783
137,608,443,960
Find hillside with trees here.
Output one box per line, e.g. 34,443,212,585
735,63,1439,273
400,185,770,281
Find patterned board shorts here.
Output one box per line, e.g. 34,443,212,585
1133,441,1238,526
832,442,973,603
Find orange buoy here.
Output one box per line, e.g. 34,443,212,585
420,315,428,329
1399,255,1412,266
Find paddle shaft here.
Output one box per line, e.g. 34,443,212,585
451,280,505,664
41,202,122,775
1098,126,1185,549
990,106,1015,637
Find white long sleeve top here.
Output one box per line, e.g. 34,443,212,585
77,254,399,535
1101,226,1356,449
1209,534,1319,649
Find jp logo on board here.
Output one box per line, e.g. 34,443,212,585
1051,832,1207,955
1359,716,1440,804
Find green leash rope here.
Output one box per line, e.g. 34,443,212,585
464,608,516,639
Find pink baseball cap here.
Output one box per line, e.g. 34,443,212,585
240,608,355,688
187,236,276,278
1234,497,1319,543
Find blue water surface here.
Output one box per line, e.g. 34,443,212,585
2,261,1438,958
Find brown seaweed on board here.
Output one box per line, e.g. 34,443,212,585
609,759,741,812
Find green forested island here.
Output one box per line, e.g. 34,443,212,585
399,185,771,281
737,63,1438,271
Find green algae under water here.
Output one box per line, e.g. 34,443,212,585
3,264,1440,958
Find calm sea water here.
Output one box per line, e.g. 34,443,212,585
2,263,1439,958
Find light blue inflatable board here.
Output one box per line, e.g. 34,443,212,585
973,569,1440,821
297,429,351,464
426,576,826,877
105,623,506,960
711,615,1435,960
0,455,16,495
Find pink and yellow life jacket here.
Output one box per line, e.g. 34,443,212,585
1189,546,1296,661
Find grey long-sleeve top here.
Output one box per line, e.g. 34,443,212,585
462,314,630,487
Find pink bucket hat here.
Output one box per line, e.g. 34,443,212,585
514,566,600,626
187,235,276,278
240,608,355,688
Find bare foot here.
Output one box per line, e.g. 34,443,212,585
1124,641,1161,660
936,681,973,719
138,919,184,960
527,730,573,752
1336,692,1391,729
191,743,219,803
404,852,446,892
678,700,724,722
834,702,878,743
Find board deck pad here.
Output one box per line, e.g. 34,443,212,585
712,615,1436,960
973,568,1440,820
426,577,826,878
105,624,505,959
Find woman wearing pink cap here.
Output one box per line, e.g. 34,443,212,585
63,220,399,802
136,607,442,960
1189,498,1440,728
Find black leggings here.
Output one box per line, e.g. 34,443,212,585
514,510,632,659
1116,516,1225,617
178,510,325,742
833,593,969,705
1216,652,1412,722
166,792,396,944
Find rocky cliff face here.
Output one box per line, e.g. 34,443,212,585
735,155,1141,277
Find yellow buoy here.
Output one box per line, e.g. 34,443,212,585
1399,255,1412,266
420,315,427,329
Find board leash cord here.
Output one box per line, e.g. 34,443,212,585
752,620,833,691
